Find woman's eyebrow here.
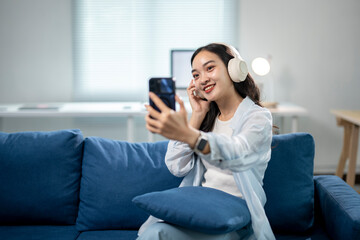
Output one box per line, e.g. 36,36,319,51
192,60,216,73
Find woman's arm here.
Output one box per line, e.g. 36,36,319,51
145,93,200,147
145,79,210,150
146,81,211,177
165,140,196,177
187,80,210,129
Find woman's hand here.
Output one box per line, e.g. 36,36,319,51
187,80,211,129
145,92,199,148
187,80,210,114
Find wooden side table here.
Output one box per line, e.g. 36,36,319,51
331,110,360,187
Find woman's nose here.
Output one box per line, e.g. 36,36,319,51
200,75,210,85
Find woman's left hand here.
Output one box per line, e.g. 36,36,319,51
145,92,199,147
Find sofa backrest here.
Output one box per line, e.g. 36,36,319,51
76,137,182,232
0,129,315,234
263,132,315,234
0,129,84,225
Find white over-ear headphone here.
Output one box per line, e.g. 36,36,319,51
219,43,248,83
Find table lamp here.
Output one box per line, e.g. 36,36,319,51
251,57,277,108
252,57,270,76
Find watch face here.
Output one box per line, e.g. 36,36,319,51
197,138,207,151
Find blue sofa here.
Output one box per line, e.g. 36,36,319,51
0,129,359,240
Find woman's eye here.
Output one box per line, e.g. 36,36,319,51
193,74,199,80
207,66,214,71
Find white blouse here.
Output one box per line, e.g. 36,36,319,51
201,117,243,198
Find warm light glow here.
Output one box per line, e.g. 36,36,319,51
251,57,270,76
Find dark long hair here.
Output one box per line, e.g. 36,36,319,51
191,43,262,132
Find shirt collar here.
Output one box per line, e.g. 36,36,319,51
229,96,255,129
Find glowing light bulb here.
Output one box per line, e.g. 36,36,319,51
251,57,270,76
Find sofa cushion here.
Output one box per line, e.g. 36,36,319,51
77,230,138,240
76,138,182,231
0,225,79,240
0,129,83,225
133,186,251,234
274,222,331,240
263,133,315,233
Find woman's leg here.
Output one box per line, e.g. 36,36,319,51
137,222,240,240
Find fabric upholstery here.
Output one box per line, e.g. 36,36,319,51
133,186,251,234
314,175,360,240
0,225,79,240
263,133,315,233
76,138,182,231
0,129,83,225
77,230,138,240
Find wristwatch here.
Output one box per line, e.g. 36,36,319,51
194,132,208,152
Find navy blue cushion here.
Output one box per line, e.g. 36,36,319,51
263,133,315,233
132,186,251,234
314,175,360,240
0,225,79,240
0,129,83,225
77,230,138,240
76,138,182,231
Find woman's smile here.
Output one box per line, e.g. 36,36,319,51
204,84,215,93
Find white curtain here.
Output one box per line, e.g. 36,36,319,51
73,0,238,101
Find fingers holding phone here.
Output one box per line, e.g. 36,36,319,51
146,94,189,140
146,78,189,140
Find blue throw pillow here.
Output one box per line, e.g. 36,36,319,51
132,186,251,234
76,138,182,231
0,129,84,225
263,133,315,233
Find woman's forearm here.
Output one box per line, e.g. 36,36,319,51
189,112,207,129
187,112,210,154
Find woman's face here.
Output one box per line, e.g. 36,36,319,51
191,50,234,102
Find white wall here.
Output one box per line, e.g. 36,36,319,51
0,0,73,103
238,0,360,172
0,0,359,172
0,0,164,142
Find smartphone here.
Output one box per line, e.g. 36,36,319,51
149,77,176,113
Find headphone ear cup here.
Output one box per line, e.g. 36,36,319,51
228,58,248,83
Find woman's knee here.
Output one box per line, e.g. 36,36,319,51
137,222,173,240
137,222,241,240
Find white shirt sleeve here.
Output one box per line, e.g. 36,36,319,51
165,140,196,177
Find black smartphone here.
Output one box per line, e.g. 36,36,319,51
149,77,176,113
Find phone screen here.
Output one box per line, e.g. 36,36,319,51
149,78,176,112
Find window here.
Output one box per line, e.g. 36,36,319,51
73,0,238,101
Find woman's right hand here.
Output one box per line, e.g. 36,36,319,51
187,80,210,114
187,80,211,129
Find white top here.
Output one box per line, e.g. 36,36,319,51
201,117,243,198
139,96,275,240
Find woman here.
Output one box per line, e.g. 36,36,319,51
139,43,275,239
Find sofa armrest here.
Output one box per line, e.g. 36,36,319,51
314,175,360,240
